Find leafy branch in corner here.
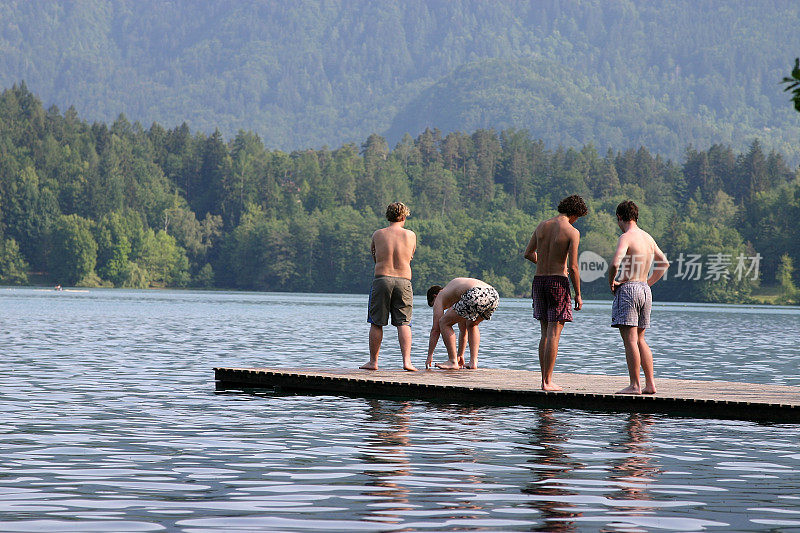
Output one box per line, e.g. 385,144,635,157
782,58,800,112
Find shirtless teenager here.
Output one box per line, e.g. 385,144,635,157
524,195,587,391
361,202,418,372
608,200,669,395
425,278,500,370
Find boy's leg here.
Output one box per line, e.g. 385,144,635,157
637,328,656,394
541,321,564,391
616,325,642,394
456,321,467,367
464,318,482,369
397,325,417,372
360,324,383,370
435,310,461,369
538,320,547,375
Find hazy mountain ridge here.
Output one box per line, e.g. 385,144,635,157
1,0,799,159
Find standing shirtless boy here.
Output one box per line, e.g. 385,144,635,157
524,195,587,391
608,200,669,394
362,202,418,372
425,278,499,370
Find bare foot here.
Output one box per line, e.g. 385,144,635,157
616,385,642,394
642,385,656,394
403,364,419,372
457,355,465,368
435,361,460,370
541,382,563,391
463,363,478,369
359,362,378,370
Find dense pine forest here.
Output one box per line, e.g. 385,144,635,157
1,1,800,161
1,84,798,303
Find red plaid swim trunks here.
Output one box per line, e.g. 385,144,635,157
531,275,573,323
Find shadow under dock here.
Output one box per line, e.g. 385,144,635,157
214,367,800,423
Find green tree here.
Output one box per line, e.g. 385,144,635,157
139,229,190,287
195,263,215,288
0,238,29,285
777,254,798,304
659,200,755,303
49,214,98,285
192,129,231,218
218,203,301,291
163,201,222,272
1,166,61,270
408,218,469,293
782,58,800,112
224,130,269,226
93,210,151,287
411,162,459,218
313,207,375,293
469,129,501,207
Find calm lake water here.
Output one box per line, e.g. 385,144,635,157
1,287,800,532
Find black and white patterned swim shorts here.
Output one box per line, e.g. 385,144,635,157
452,286,500,322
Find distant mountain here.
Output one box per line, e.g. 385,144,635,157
386,57,723,158
1,0,799,159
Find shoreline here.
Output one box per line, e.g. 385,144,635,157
4,283,800,309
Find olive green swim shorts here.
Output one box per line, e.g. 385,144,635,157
367,276,413,327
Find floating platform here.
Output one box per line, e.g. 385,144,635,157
214,367,800,423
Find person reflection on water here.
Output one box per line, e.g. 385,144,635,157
359,399,413,516
522,409,582,530
607,413,659,503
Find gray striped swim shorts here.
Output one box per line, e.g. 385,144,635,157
611,281,652,329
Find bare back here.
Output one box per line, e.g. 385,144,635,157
436,277,488,310
372,223,416,279
612,227,657,283
527,215,580,276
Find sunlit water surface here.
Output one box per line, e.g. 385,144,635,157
1,288,799,532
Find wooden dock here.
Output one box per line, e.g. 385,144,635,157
214,367,800,423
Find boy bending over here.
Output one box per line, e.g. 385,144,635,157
425,278,499,370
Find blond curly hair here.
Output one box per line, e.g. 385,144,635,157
385,202,410,222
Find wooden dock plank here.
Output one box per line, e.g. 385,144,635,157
213,367,800,422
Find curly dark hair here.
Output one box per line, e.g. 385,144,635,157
427,285,443,307
557,195,588,217
616,200,639,222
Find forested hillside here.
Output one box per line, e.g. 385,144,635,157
1,0,799,160
1,85,798,303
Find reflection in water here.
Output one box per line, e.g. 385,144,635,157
608,413,660,505
426,405,488,519
359,400,414,525
522,410,583,532
357,400,489,525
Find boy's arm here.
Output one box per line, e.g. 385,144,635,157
370,234,376,263
648,242,670,286
523,229,538,264
609,236,629,293
567,231,582,310
456,321,467,367
426,327,438,370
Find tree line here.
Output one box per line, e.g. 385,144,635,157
0,83,798,303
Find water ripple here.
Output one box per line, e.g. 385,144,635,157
1,289,799,531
